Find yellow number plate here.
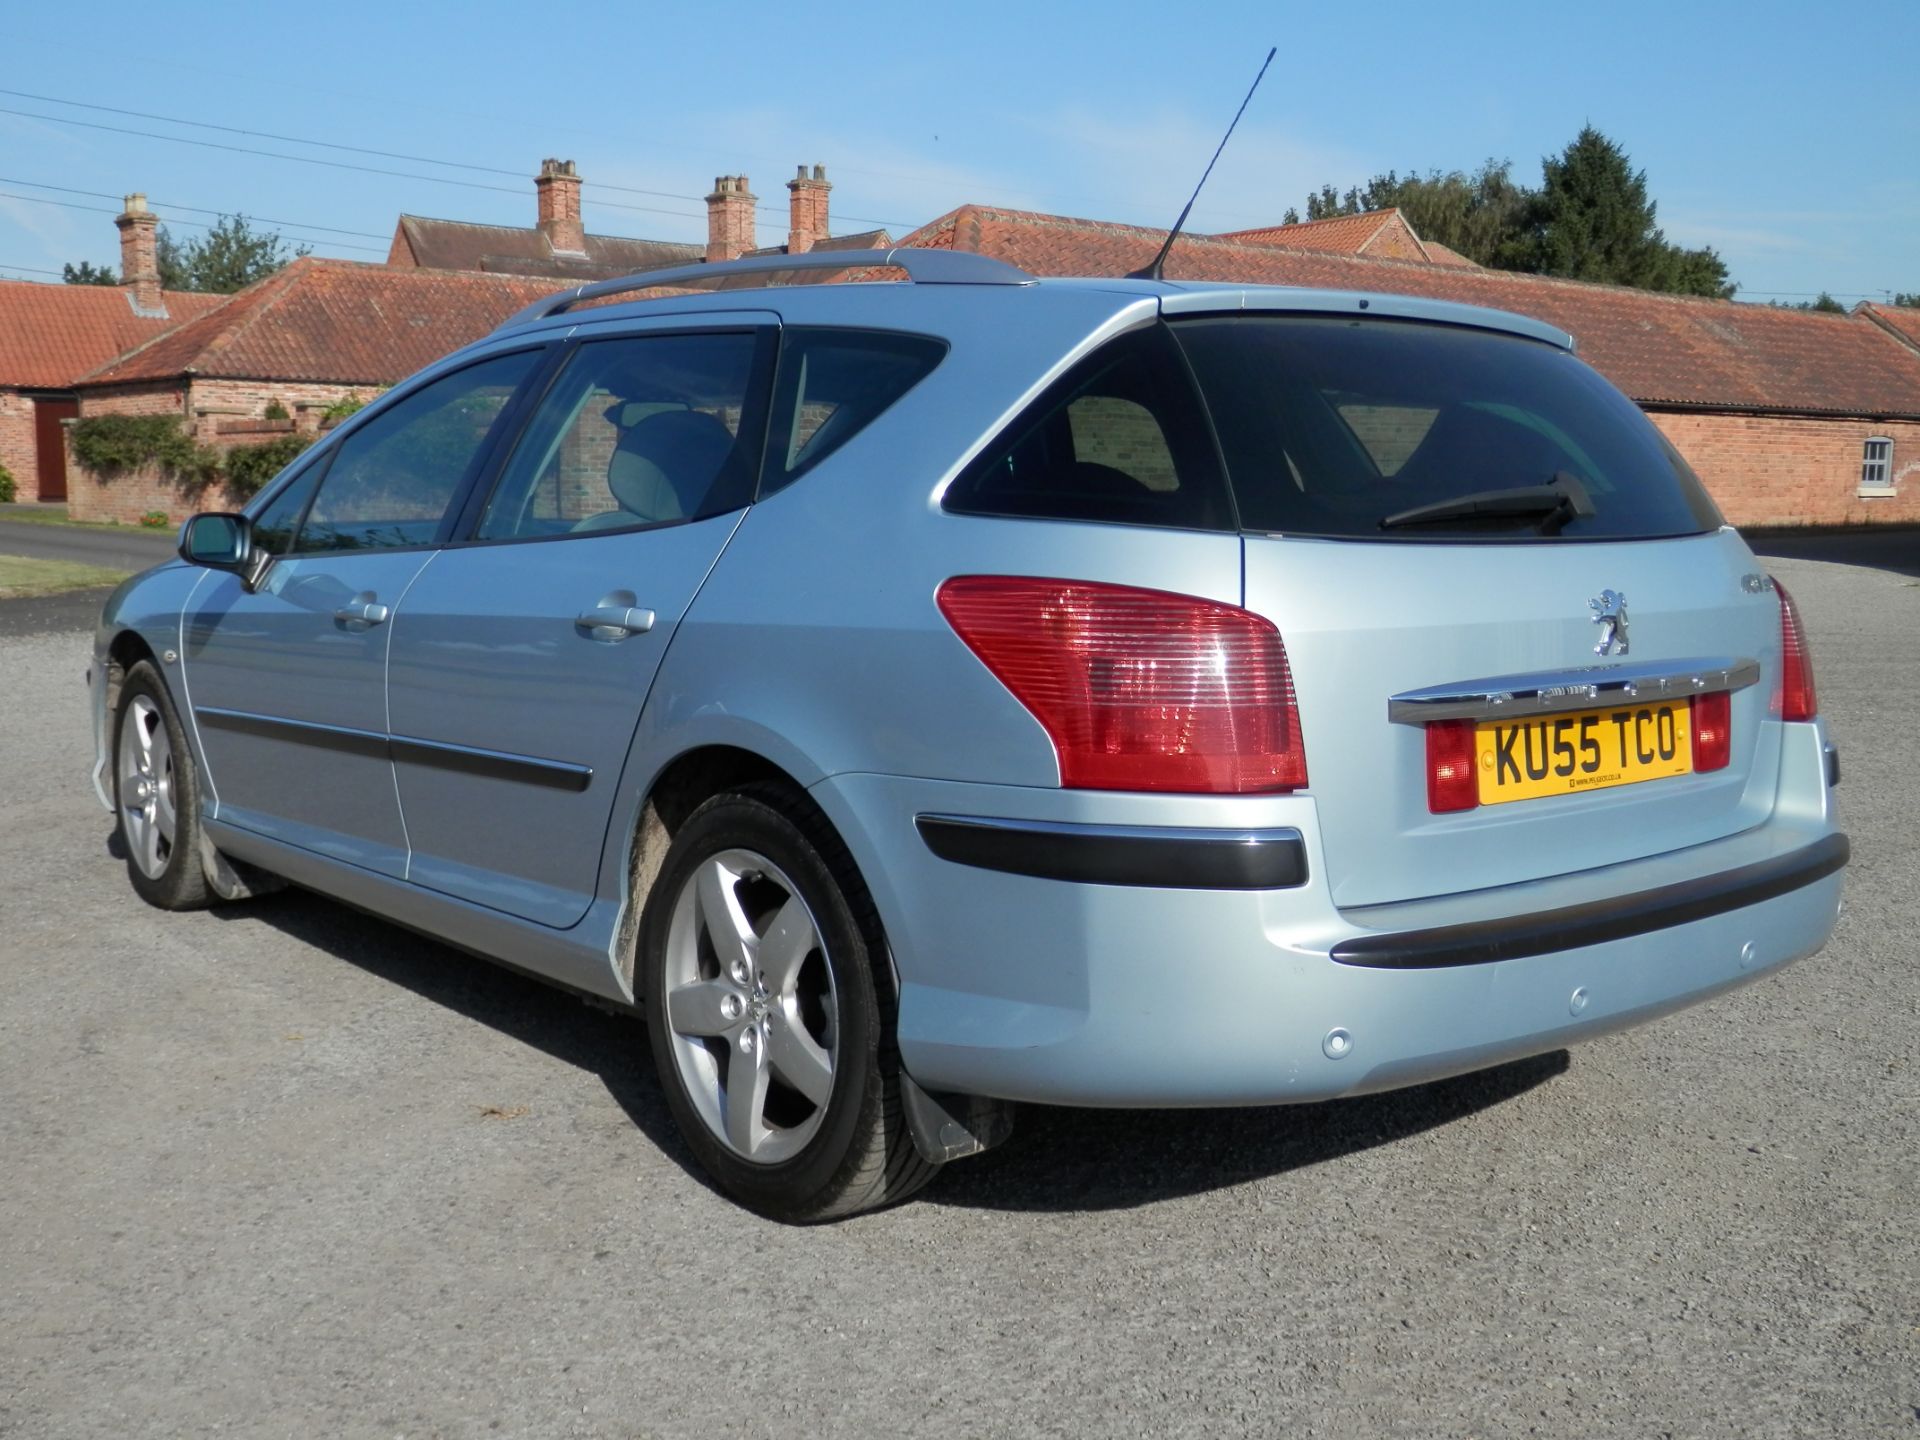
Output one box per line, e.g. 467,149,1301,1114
1476,701,1691,805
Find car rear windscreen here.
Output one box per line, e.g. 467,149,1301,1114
1171,315,1723,542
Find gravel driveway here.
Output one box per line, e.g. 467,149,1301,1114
1,542,1913,1439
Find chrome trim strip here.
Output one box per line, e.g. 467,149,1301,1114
1387,656,1761,725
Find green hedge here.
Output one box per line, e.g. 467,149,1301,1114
67,415,312,499
223,433,313,497
0,462,15,504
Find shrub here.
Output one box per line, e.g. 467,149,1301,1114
68,414,313,501
69,414,221,487
263,399,290,421
320,393,366,422
0,463,14,504
223,433,313,498
139,510,170,529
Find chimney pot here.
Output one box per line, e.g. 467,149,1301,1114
116,194,164,317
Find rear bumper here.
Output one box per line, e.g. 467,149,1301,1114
810,721,1844,1108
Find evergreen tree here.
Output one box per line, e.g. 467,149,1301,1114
1506,127,1732,297
1290,127,1735,298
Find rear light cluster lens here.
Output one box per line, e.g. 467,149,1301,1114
936,576,1307,793
1425,719,1479,813
1774,580,1818,722
1690,691,1731,772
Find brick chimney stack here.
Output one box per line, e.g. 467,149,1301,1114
705,175,756,263
116,194,165,317
535,158,586,256
786,164,831,254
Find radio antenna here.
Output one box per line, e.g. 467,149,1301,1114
1128,47,1276,281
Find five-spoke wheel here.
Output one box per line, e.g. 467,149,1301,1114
112,660,210,911
641,786,939,1221
661,848,839,1164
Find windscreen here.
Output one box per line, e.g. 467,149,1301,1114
1172,315,1722,541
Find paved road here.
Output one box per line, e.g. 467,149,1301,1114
0,515,175,573
0,549,1914,1439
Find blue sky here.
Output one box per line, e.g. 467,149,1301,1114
2,0,1912,304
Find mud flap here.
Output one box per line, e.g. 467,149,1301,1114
900,1073,1016,1164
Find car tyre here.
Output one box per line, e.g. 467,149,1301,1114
113,660,212,912
641,784,939,1222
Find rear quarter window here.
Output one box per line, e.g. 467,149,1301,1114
759,328,946,497
942,324,1233,531
1172,315,1722,541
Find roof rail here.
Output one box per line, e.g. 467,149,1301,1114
493,247,1036,333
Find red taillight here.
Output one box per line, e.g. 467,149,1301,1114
1691,691,1731,772
1774,580,1818,722
1425,719,1479,813
936,576,1307,793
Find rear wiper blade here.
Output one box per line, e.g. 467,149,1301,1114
1380,472,1595,534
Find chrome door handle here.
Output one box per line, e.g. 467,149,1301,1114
575,603,656,642
334,593,390,631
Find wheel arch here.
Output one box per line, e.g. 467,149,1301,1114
608,740,842,996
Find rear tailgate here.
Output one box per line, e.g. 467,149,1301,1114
1245,529,1784,907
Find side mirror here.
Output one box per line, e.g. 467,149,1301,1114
178,512,271,590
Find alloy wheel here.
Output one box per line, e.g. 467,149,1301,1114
661,848,839,1165
118,694,177,881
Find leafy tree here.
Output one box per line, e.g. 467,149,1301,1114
1892,292,1920,308
1290,160,1532,267
154,215,310,294
1772,292,1846,313
62,260,119,285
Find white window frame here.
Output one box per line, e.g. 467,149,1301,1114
1859,436,1895,496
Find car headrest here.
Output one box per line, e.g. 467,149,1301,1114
607,409,738,523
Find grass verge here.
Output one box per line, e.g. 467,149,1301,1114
0,508,156,532
0,556,133,598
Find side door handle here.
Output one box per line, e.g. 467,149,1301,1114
333,593,390,631
575,596,656,642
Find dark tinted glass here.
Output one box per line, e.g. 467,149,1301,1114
478,331,767,541
760,329,946,496
942,324,1233,531
296,349,540,552
249,458,325,555
1173,316,1721,541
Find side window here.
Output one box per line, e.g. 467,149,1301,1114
942,325,1232,530
294,350,541,553
476,331,768,542
249,458,326,556
760,329,946,497
1860,437,1894,494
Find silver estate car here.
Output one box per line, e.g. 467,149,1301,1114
90,249,1847,1221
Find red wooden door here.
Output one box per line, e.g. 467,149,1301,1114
33,396,78,502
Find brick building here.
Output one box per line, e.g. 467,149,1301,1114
388,159,887,280
0,196,222,501
65,258,559,523
894,204,1920,527
1216,207,1473,266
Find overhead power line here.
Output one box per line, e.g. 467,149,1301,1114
0,90,913,230
0,175,391,240
0,188,387,254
